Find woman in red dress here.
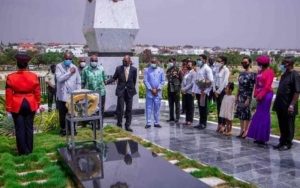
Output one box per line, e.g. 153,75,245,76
5,52,43,155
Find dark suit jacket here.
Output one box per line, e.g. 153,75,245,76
108,65,137,97
115,140,138,156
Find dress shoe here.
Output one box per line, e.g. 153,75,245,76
175,119,179,123
145,125,151,129
125,127,133,132
193,125,202,129
273,143,284,150
278,145,292,151
60,130,66,136
154,124,162,128
199,124,206,129
254,140,266,145
167,119,175,122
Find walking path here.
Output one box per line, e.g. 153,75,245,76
105,105,300,188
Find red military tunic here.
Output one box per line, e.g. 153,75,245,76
5,70,41,113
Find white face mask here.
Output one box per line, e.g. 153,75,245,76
90,61,98,68
215,62,222,68
80,62,86,68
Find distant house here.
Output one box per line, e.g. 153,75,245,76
18,43,38,52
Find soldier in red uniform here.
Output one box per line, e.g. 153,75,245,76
5,52,43,155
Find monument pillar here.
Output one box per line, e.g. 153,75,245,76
83,0,142,115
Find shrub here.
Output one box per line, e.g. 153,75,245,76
139,83,146,98
138,83,168,100
34,111,59,132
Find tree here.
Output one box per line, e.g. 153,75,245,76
141,49,152,63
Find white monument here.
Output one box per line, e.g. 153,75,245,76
82,0,141,114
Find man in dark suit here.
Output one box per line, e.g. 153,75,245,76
106,55,137,132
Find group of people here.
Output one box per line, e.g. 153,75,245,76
148,54,299,151
6,51,138,155
5,51,300,155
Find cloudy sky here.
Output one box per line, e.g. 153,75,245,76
0,0,299,49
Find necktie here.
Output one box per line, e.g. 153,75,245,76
125,67,129,81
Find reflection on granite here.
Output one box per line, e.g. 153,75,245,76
103,103,300,188
58,140,208,188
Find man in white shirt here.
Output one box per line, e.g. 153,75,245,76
213,56,230,127
56,52,81,136
192,55,214,129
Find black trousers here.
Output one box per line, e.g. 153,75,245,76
277,110,296,146
181,93,186,113
168,92,180,121
116,90,133,128
12,99,35,155
100,95,106,116
216,90,226,125
57,100,77,133
196,94,208,126
47,86,56,110
185,93,194,122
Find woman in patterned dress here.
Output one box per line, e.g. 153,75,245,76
235,57,256,138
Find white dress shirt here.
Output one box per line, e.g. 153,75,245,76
56,62,81,102
192,64,214,95
213,65,230,94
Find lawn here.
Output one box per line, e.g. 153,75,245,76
0,120,255,188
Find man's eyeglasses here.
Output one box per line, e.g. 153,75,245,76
65,58,72,60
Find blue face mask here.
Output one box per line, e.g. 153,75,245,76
151,63,157,69
280,64,286,73
197,60,203,67
64,60,72,67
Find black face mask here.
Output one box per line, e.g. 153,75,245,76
17,62,28,69
187,66,192,70
242,64,250,69
51,68,56,73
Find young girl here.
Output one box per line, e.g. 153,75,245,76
218,82,235,136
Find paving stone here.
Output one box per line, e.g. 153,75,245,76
104,102,300,187
199,177,227,187
183,168,199,173
168,160,179,164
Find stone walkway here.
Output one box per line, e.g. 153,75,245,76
105,106,300,188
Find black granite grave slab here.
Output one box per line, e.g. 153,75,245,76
58,140,208,188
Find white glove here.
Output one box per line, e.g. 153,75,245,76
7,112,12,120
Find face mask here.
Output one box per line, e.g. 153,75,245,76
280,64,286,73
151,63,157,69
90,61,98,68
197,60,203,67
80,62,86,68
51,68,56,73
215,62,222,69
187,66,192,70
257,65,262,72
64,60,72,67
242,64,250,69
123,60,129,67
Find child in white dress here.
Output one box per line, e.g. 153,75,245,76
218,82,235,135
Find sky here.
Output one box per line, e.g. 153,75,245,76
0,0,299,49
